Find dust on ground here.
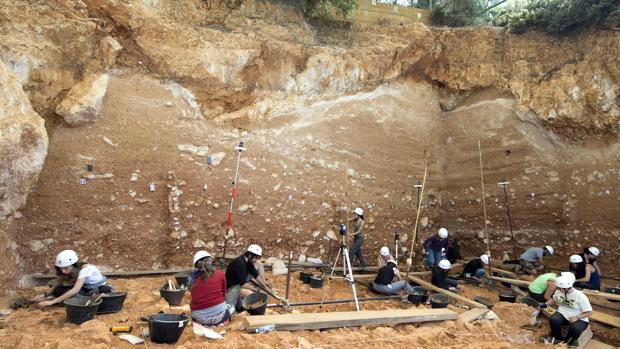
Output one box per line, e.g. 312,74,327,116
0,273,568,349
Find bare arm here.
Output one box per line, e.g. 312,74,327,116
576,265,592,282
592,261,602,276
543,281,556,301
393,269,402,281
38,278,85,308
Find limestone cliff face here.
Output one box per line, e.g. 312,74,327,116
0,60,48,218
0,0,618,292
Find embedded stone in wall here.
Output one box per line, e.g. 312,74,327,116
55,73,110,126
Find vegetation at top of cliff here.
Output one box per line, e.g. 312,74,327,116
431,0,620,35
302,0,358,18
492,0,620,34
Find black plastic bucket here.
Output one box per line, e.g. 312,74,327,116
64,296,102,324
407,286,429,305
97,292,127,314
310,276,324,288
300,272,312,284
429,293,449,308
174,272,189,286
148,313,190,344
160,286,186,306
243,292,269,316
499,292,517,303
606,287,620,303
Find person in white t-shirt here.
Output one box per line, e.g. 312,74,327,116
35,250,113,308
539,274,593,345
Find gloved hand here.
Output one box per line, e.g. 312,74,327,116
538,303,548,309
448,287,457,292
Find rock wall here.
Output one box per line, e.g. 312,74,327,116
0,0,618,292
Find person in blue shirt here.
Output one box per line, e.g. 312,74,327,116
423,228,449,268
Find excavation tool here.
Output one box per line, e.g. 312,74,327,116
406,167,428,279
478,140,492,276
498,178,518,260
320,223,360,311
284,250,293,311
221,141,246,266
249,279,289,307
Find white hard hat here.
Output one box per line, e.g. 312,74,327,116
569,254,583,264
354,207,364,216
480,254,489,265
438,259,452,270
193,250,212,266
588,247,600,256
380,246,390,257
438,228,449,239
555,275,574,289
544,245,554,255
55,250,79,268
386,259,397,266
247,244,262,257
561,271,576,284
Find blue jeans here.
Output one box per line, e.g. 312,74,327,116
424,249,443,268
474,268,486,278
373,281,413,295
352,234,366,268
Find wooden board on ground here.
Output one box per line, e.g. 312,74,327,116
543,306,620,329
408,276,487,309
584,339,616,349
243,308,458,332
353,270,432,280
458,308,489,322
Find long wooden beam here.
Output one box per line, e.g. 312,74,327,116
408,276,487,309
458,308,489,322
243,308,458,332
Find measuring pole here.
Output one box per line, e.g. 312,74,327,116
478,141,492,275
412,180,423,268
498,178,518,260
406,167,427,280
221,141,246,264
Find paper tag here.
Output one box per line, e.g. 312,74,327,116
179,321,184,328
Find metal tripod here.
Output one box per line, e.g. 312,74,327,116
320,224,360,311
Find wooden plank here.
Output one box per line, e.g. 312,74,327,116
243,308,458,332
584,339,616,349
543,305,620,329
408,276,487,309
576,326,592,348
458,308,489,322
353,270,432,280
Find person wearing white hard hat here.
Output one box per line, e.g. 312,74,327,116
224,244,267,313
377,246,394,268
539,275,592,345
528,272,558,302
422,228,449,269
568,254,600,290
348,207,366,269
372,260,414,295
189,251,230,326
581,246,602,277
431,259,461,292
36,250,113,309
460,254,489,280
518,245,554,275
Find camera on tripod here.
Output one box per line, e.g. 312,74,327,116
394,229,400,241
339,224,347,235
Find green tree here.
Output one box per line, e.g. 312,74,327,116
302,0,358,18
430,0,508,26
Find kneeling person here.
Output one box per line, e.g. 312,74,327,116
373,260,413,294
36,250,113,308
190,251,229,326
460,254,489,280
431,259,461,292
540,274,592,345
224,244,266,312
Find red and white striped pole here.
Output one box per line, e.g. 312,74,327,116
221,141,246,265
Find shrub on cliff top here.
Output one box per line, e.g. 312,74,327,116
302,0,358,19
430,0,508,27
492,0,620,34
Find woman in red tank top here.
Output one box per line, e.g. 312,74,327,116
190,251,229,326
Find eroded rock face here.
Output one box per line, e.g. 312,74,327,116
0,60,48,218
55,74,110,126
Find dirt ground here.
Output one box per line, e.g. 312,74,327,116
2,272,618,349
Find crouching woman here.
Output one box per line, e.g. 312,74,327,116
190,251,229,326
36,250,113,308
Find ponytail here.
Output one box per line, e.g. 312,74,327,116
196,258,215,281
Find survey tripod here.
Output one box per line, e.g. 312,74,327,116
320,223,360,311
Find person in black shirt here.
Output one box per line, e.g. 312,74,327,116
431,259,461,291
372,260,414,295
224,244,266,313
460,254,489,280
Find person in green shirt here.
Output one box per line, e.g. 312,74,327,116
528,272,557,302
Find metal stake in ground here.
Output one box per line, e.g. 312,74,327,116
498,178,518,260
221,141,246,265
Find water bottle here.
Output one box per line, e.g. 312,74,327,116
255,324,275,333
